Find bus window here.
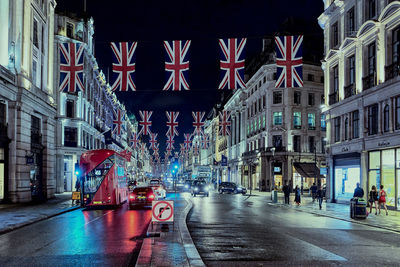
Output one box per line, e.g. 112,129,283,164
84,158,113,193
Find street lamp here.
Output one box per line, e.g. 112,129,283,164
270,147,276,201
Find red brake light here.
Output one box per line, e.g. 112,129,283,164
129,194,136,200
108,196,111,200
148,194,155,200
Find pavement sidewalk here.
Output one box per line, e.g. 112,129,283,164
135,195,205,267
0,192,80,235
250,190,400,233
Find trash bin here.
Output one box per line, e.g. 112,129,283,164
272,190,278,203
350,197,367,219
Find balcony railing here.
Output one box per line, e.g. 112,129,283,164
0,65,16,84
344,83,356,98
362,73,376,90
385,63,400,81
329,92,339,105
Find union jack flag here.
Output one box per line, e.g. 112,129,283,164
149,133,158,150
193,143,199,156
275,35,303,88
218,38,246,90
153,143,159,152
180,143,185,155
192,111,205,135
110,42,137,91
184,133,192,150
201,134,210,149
59,42,84,93
129,132,139,149
165,151,171,158
140,143,146,156
219,111,231,136
174,152,179,159
139,111,152,136
163,40,191,91
112,109,125,136
166,135,175,151
166,111,179,137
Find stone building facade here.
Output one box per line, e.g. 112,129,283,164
318,0,400,206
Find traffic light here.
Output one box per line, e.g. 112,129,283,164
74,162,80,176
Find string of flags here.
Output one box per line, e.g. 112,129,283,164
59,35,303,93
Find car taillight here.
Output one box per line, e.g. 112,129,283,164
148,194,155,200
108,196,111,200
129,194,136,200
84,198,87,201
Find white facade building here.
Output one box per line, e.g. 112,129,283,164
318,0,400,206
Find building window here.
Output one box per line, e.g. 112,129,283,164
334,117,341,142
33,19,39,48
308,93,315,106
263,95,266,108
333,65,339,92
293,135,301,152
309,136,315,153
263,76,266,83
396,96,400,130
293,111,301,129
66,99,74,118
347,7,355,35
66,22,73,38
366,0,376,20
0,103,5,126
348,55,355,85
32,60,37,86
344,117,349,140
384,105,390,132
321,114,326,131
273,112,282,125
368,104,378,136
368,42,376,75
332,22,339,47
31,116,41,145
352,110,360,138
273,135,283,149
294,91,301,104
321,138,326,154
393,27,400,64
308,113,316,130
273,91,282,104
308,74,314,81
258,98,262,112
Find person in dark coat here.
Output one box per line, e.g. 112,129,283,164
294,185,301,206
316,185,324,210
310,183,318,202
282,182,290,204
353,183,364,198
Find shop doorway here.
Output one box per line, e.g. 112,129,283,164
30,150,44,202
64,155,74,191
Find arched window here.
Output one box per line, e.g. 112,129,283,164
344,117,349,140
384,105,390,132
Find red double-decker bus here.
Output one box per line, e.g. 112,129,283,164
80,149,128,207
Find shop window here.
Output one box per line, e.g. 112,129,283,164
382,149,395,206
273,91,282,104
273,112,282,125
334,117,341,142
293,111,301,129
308,113,315,130
294,91,301,104
352,110,359,138
293,135,300,152
308,93,315,106
368,104,378,135
384,105,390,132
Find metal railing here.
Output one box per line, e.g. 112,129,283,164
344,83,356,98
385,63,400,81
362,73,376,90
329,92,339,105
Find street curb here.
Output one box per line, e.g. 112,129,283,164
180,198,206,267
267,202,400,234
0,205,81,236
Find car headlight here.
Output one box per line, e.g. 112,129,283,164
185,185,189,188
205,186,209,191
194,187,199,191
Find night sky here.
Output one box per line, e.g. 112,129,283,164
56,0,324,154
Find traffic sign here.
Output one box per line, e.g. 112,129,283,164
152,200,174,222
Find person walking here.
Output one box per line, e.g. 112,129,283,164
368,185,379,215
316,185,324,210
353,182,364,198
310,183,318,202
294,185,301,206
378,185,389,216
282,182,290,204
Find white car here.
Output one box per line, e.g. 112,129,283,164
148,179,166,199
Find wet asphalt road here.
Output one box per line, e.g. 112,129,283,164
187,192,400,266
0,203,151,267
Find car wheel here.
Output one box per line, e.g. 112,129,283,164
234,189,238,194
193,194,196,197
219,189,223,194
207,193,209,197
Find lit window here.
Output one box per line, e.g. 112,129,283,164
273,112,282,125
308,113,315,130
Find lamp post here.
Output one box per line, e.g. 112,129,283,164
270,147,275,200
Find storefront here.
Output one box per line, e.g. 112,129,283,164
293,162,326,192
333,153,361,202
368,148,400,209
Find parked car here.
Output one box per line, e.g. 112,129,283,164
183,179,192,191
191,180,209,197
128,187,156,209
218,182,247,195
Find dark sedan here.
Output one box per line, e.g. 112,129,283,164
218,182,247,195
128,187,156,209
191,180,209,197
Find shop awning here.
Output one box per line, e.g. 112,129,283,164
293,162,325,178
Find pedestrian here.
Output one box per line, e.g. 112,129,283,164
353,182,364,198
316,185,324,210
378,185,389,216
294,185,301,206
310,183,317,202
368,185,379,215
282,181,290,204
